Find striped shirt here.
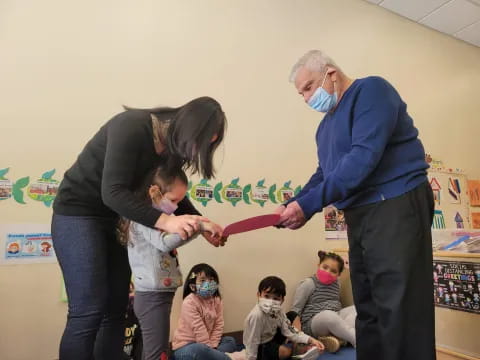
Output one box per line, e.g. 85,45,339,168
291,275,341,335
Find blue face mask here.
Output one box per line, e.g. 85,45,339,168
307,72,337,113
196,280,218,298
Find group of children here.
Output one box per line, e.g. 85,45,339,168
120,166,356,360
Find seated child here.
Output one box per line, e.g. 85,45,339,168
172,263,237,360
243,276,324,360
290,251,357,352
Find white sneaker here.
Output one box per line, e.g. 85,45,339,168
292,347,321,360
226,349,246,360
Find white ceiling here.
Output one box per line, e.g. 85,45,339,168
364,0,480,47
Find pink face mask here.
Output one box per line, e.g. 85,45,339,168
153,198,178,215
316,269,337,285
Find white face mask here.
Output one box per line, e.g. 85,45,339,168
258,297,282,316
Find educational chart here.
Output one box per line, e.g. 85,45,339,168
0,224,56,264
433,260,480,314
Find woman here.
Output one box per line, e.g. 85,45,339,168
52,96,227,360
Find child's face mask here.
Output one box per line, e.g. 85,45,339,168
316,269,337,285
196,280,218,298
258,297,282,316
153,197,178,215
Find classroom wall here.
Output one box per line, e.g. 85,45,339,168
1,0,479,359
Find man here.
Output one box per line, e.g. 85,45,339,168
277,50,435,360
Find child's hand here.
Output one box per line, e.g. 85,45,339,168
202,222,227,247
155,214,207,240
309,338,325,352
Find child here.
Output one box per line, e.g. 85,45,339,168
290,251,357,352
243,276,324,360
119,166,219,360
172,263,237,359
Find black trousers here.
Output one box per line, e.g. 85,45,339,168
344,181,436,360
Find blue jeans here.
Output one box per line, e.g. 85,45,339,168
173,336,237,360
52,214,131,360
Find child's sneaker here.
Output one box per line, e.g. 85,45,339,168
226,349,246,360
292,346,321,360
318,336,341,353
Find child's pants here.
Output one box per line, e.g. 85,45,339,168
173,336,237,360
309,306,356,346
133,291,175,360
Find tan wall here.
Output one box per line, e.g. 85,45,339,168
1,0,479,359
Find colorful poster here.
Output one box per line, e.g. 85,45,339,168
0,224,56,264
0,179,12,200
26,169,59,207
324,206,348,239
472,213,480,229
468,180,480,207
433,260,480,314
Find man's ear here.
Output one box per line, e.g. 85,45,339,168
327,67,337,82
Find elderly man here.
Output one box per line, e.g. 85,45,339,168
277,50,435,360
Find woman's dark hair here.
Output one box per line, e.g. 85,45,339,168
125,96,226,179
183,263,221,299
116,164,188,246
258,276,286,298
318,250,345,274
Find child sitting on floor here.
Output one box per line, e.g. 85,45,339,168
290,251,357,353
172,263,237,360
243,276,324,360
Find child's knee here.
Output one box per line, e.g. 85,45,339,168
321,310,340,324
278,345,292,359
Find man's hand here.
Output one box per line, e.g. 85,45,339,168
277,201,306,229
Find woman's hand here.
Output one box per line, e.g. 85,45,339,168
155,213,207,240
202,222,228,247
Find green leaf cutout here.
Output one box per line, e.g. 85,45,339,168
243,184,251,204
294,185,302,196
0,167,9,180
14,176,29,189
42,169,56,180
214,182,223,203
269,184,277,203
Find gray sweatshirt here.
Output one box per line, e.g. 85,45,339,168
127,221,202,292
243,304,310,360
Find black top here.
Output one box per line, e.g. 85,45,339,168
53,109,200,227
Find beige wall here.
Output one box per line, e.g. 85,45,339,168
1,0,479,359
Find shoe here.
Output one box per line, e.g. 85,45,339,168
226,349,246,360
292,347,321,360
292,343,310,356
318,335,340,353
